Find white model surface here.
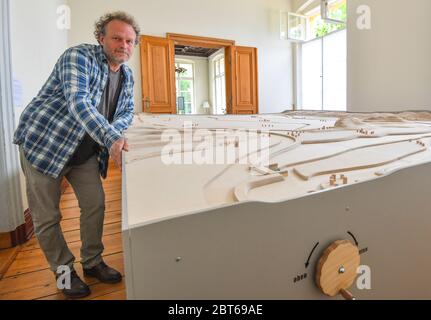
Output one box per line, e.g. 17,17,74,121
123,111,431,227
122,111,431,299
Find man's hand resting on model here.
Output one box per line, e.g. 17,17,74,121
109,138,129,170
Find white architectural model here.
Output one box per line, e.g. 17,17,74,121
122,111,431,299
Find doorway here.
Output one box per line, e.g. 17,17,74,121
174,45,226,115
140,33,259,115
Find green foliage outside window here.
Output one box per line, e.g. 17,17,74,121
180,80,191,92
315,2,346,38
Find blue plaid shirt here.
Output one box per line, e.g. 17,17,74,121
13,44,135,179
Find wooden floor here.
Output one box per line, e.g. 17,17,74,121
0,163,126,300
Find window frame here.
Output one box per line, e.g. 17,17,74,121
297,27,346,111
320,0,346,25
212,54,226,115
174,59,196,114
305,0,346,41
280,11,307,42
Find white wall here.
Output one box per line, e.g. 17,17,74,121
10,0,68,209
67,0,294,114
347,0,431,112
10,0,68,112
175,55,209,115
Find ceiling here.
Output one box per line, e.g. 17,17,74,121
175,45,220,58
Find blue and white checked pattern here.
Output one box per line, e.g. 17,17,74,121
13,44,135,179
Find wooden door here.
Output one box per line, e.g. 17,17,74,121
140,36,176,114
225,46,258,114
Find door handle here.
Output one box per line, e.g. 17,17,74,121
143,97,151,113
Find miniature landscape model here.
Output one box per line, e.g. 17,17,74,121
123,111,431,228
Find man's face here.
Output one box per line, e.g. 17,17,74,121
99,20,136,65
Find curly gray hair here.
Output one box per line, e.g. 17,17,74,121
94,11,140,45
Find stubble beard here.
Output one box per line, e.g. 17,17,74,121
105,47,130,66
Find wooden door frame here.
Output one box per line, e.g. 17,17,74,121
166,33,235,114
167,33,235,48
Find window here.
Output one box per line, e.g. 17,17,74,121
301,38,323,110
282,0,346,42
307,0,346,40
175,62,195,114
213,56,226,114
322,0,347,24
301,29,346,111
322,29,346,111
281,11,307,41
294,0,346,111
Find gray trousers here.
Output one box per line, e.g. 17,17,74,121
19,146,105,273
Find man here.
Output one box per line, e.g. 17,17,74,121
13,12,140,299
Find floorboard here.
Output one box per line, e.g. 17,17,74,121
0,162,126,300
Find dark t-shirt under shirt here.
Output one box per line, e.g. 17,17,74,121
69,69,124,166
